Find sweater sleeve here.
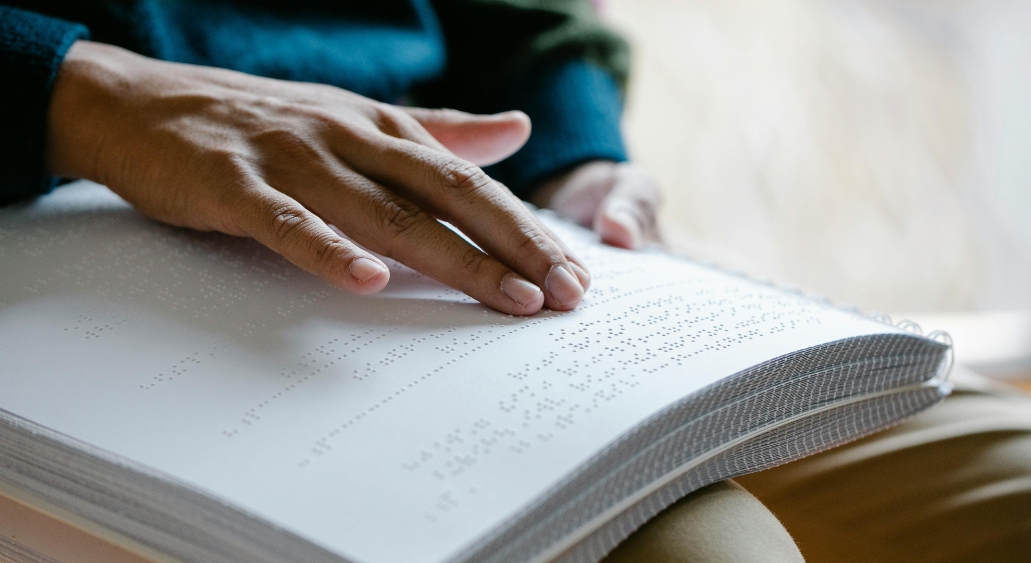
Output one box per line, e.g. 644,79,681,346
422,0,630,199
0,5,89,206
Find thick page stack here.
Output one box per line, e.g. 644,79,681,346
0,182,950,563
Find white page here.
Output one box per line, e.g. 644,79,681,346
0,182,894,563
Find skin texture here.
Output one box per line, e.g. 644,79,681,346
47,40,660,315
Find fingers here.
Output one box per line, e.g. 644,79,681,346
331,134,586,310
593,165,662,250
301,170,547,315
528,213,592,292
401,107,531,166
232,182,390,294
529,160,662,251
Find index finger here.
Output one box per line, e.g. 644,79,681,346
335,134,588,311
297,169,549,316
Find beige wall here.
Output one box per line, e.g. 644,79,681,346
605,0,1031,314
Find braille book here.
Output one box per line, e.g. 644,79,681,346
0,181,951,563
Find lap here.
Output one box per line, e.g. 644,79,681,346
738,366,1031,562
607,367,1031,562
604,480,804,563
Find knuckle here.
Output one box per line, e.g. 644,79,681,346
514,226,553,256
511,223,560,262
309,109,342,133
311,238,349,272
374,105,419,135
378,198,426,240
254,127,324,161
256,126,305,148
260,197,347,272
458,246,489,276
436,159,493,198
267,202,315,244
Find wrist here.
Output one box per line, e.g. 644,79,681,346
46,40,139,182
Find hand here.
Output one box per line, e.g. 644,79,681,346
47,41,591,316
531,161,661,250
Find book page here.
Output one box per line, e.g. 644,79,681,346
0,182,894,563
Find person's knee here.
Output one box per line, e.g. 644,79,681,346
604,480,804,563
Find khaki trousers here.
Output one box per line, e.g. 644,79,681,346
606,366,1031,562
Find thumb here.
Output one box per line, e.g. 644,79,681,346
402,108,531,166
593,165,662,250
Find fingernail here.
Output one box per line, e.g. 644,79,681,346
569,261,591,291
545,265,584,307
493,110,524,120
500,273,543,307
349,257,387,284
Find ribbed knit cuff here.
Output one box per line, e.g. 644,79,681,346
0,7,89,205
482,60,628,200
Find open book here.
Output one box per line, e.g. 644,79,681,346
0,182,950,563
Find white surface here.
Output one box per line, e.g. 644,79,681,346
0,183,893,563
608,0,1031,313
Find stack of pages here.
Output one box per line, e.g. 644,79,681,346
0,182,950,563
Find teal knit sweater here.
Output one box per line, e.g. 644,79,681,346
0,0,630,204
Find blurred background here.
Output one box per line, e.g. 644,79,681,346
602,0,1031,382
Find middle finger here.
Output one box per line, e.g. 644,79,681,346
333,132,587,310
